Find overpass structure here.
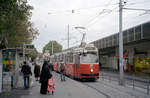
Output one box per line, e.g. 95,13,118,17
91,21,150,73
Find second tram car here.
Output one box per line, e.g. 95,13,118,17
50,44,99,80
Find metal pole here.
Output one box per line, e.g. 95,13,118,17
68,24,69,49
147,76,149,94
132,74,135,89
119,0,125,86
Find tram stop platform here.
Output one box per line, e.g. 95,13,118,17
0,72,105,98
0,72,150,98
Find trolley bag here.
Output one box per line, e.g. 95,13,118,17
47,76,55,94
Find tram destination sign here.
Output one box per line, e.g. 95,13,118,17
24,44,34,50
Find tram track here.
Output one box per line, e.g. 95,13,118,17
82,83,111,98
55,72,141,98
82,81,140,98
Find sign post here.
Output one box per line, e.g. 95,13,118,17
24,44,34,50
23,44,34,61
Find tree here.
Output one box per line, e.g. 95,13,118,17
26,48,39,62
43,41,62,55
0,0,39,49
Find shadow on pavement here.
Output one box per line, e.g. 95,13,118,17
0,88,30,98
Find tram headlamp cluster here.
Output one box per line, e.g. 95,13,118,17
90,69,94,73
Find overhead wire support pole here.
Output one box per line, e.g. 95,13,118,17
119,0,125,86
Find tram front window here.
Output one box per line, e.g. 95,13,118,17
80,53,98,64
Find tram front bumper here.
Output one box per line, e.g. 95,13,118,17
80,73,99,79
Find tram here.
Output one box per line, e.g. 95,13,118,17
50,43,99,80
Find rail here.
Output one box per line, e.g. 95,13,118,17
100,72,150,95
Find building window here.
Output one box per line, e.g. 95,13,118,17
128,28,134,42
142,22,150,39
123,30,128,43
114,34,119,46
135,25,141,40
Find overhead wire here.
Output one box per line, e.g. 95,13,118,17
126,0,150,6
70,0,115,44
84,0,150,29
68,0,116,47
86,0,150,43
82,0,118,28
85,6,119,29
49,0,150,48
76,0,150,44
47,1,118,15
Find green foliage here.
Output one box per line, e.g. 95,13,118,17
43,41,62,54
26,48,39,61
0,0,39,48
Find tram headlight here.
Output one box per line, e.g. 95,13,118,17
90,69,94,73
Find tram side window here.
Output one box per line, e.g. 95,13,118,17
69,53,73,63
57,56,59,62
54,56,57,62
66,54,69,63
64,55,67,63
60,54,64,62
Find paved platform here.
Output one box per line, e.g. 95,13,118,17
0,71,150,98
0,72,105,98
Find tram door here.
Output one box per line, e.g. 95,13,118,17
75,54,80,78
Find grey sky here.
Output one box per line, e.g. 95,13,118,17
28,0,150,52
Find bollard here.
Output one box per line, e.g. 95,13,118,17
132,74,135,90
133,79,135,89
102,73,104,81
147,77,149,95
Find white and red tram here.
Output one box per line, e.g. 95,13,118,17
50,44,99,80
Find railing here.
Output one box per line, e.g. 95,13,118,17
100,72,150,95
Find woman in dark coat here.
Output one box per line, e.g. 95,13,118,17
40,61,51,94
34,63,40,81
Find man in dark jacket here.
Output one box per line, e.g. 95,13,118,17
21,61,32,88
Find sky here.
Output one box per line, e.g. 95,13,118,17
28,0,150,52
